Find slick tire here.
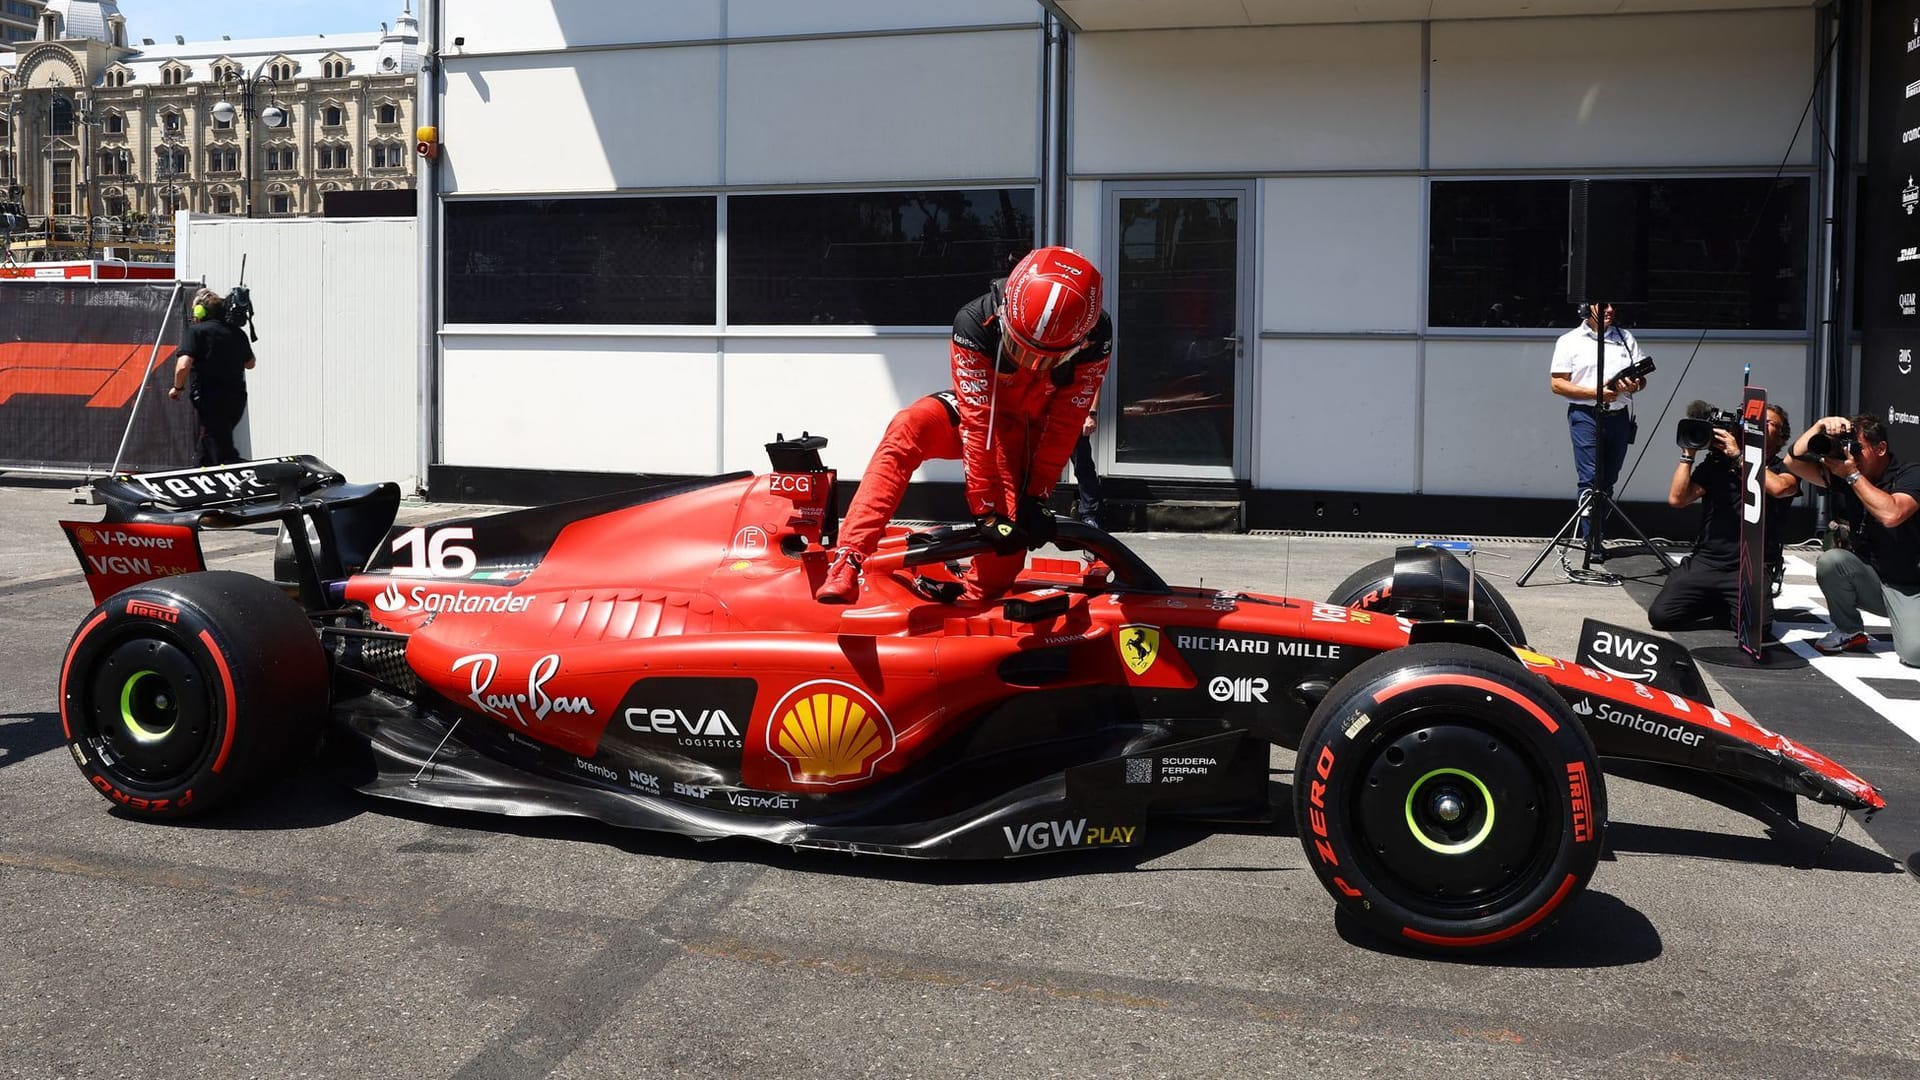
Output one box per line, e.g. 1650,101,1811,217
1293,642,1605,954
1328,555,1528,646
60,571,328,819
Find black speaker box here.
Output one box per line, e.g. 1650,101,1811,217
1566,180,1649,304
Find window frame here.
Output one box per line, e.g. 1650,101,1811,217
1424,172,1816,339
441,185,1041,333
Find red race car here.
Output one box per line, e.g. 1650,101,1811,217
55,437,1882,954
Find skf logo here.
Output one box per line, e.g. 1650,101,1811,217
1208,675,1268,703
1567,761,1595,843
125,599,180,623
766,680,895,786
1117,624,1160,676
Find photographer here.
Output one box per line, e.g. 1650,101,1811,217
1784,415,1920,662
1550,302,1650,555
1647,402,1798,631
167,287,256,466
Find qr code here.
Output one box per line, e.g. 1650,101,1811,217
1124,757,1153,785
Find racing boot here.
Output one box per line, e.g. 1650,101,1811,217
815,547,863,604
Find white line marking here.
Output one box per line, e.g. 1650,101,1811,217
1773,552,1920,746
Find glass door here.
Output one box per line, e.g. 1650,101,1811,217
1103,184,1251,479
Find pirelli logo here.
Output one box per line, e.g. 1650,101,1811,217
1567,761,1594,843
125,599,181,622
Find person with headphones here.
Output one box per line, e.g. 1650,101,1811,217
167,287,257,466
816,246,1111,604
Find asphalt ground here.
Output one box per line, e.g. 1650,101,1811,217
2,479,1918,1079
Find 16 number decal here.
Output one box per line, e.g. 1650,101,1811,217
390,526,477,577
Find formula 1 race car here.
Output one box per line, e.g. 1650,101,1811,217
55,438,1884,954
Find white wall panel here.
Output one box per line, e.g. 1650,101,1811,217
725,32,1038,185
182,216,420,488
440,0,722,54
441,338,721,475
441,49,723,194
1421,339,1808,502
719,338,955,479
728,0,1037,37
1072,25,1422,175
1261,177,1423,333
1255,340,1420,492
1429,10,1815,169
1067,179,1103,267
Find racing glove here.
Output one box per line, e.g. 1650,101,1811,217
975,513,1027,556
1017,495,1057,550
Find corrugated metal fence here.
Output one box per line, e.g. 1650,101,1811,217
180,215,421,491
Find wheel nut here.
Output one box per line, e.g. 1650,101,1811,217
1433,792,1465,823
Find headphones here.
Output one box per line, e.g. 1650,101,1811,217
193,304,208,320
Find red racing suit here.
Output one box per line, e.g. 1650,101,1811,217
837,392,965,559
950,285,1113,599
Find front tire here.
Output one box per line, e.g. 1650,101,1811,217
59,571,328,819
1293,642,1605,953
1328,553,1527,646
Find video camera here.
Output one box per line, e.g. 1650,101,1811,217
1676,401,1742,453
1606,355,1655,390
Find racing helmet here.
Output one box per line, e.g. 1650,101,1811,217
999,246,1102,371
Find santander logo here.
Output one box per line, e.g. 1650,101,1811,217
374,581,406,613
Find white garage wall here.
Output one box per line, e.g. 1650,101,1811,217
718,336,957,480
1071,23,1423,175
724,30,1040,186
727,0,1038,37
439,1,724,54
1261,177,1424,334
181,215,420,489
1429,9,1816,169
441,49,724,194
1421,339,1809,501
1255,339,1421,493
441,337,723,475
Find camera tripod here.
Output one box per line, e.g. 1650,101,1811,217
1518,302,1677,586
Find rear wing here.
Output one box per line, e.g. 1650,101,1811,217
64,455,401,606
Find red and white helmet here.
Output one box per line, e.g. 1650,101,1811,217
999,246,1102,371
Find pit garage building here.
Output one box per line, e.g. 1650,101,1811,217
419,0,1861,534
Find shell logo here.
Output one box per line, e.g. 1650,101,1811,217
765,680,895,786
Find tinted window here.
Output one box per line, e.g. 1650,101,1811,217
729,189,1035,325
445,197,716,325
1430,178,1809,330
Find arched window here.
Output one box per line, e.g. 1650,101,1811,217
160,110,182,134
318,144,350,171
102,112,124,134
161,63,188,86
322,105,344,128
269,60,295,82
376,101,400,125
104,68,129,88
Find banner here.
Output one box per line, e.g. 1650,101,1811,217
0,281,194,473
1861,1,1920,456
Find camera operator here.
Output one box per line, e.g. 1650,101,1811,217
1784,415,1920,662
1647,402,1798,631
1550,302,1650,555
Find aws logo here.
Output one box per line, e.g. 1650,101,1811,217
765,680,895,786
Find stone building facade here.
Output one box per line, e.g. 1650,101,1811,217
1,0,417,244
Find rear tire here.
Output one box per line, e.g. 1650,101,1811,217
1328,554,1527,646
1293,642,1605,953
59,571,328,819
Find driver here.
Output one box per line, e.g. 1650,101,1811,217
816,246,1111,604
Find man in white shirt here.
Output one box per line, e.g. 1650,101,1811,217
1550,302,1649,558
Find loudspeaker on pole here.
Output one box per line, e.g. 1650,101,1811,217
1567,180,1649,305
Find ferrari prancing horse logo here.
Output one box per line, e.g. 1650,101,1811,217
1118,624,1161,676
